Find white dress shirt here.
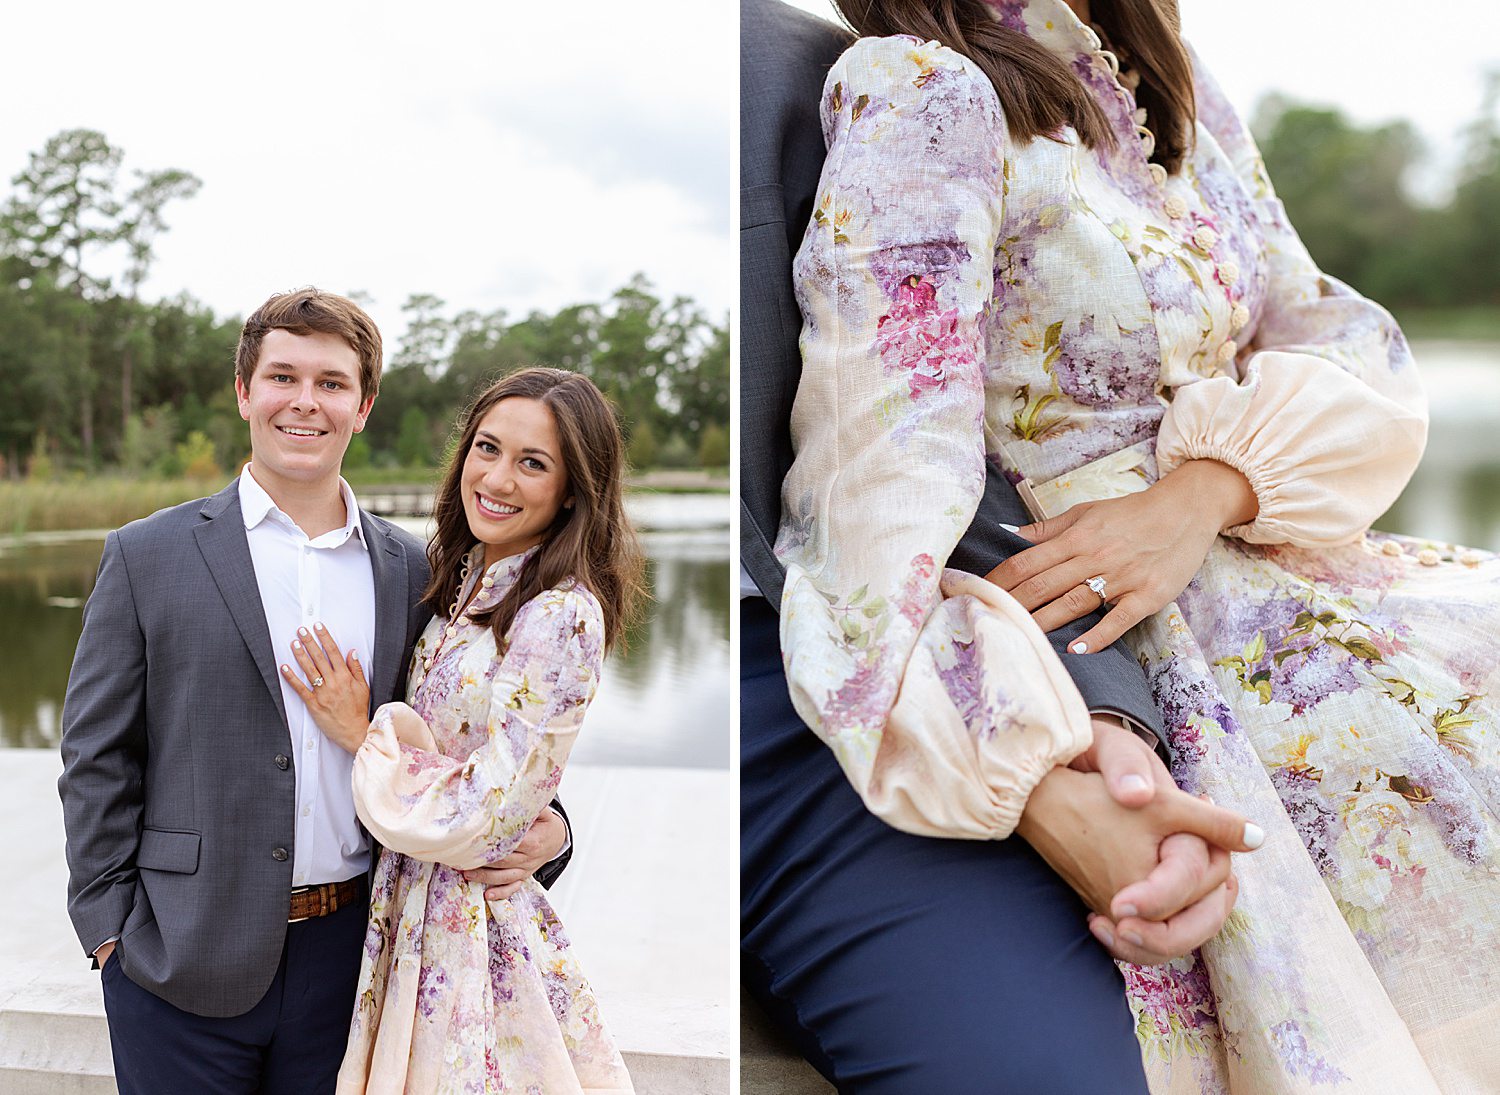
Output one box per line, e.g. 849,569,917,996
240,466,376,886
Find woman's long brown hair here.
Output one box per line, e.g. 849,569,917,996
425,368,647,652
832,0,1195,174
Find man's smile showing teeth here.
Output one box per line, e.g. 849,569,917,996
277,426,326,437
476,494,520,517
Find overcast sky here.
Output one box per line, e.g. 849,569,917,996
0,0,733,342
782,0,1498,201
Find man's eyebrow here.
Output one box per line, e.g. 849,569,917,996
262,360,358,379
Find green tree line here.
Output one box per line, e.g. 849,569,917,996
1254,72,1500,321
0,129,728,481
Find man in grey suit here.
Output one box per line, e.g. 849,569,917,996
58,288,570,1093
739,2,1251,1090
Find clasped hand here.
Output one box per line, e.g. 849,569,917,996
1021,718,1263,966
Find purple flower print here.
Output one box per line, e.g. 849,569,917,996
1051,316,1159,407
1268,1020,1349,1084
1270,765,1343,881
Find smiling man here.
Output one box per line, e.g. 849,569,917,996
57,288,573,1094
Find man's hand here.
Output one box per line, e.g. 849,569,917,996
1072,716,1162,808
1017,766,1259,965
461,807,568,901
94,940,116,968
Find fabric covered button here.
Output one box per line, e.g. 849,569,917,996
1163,194,1188,218
1231,303,1251,331
1217,260,1240,284
1192,226,1219,250
1382,540,1405,557
1216,340,1238,365
423,658,433,671
1460,551,1482,567
1149,163,1168,187
1418,549,1441,566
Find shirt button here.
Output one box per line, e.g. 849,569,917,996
272,847,289,862
274,754,290,770
301,805,311,818
306,738,315,750
305,607,315,617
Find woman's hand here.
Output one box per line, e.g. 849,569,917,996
280,623,371,755
460,807,569,901
986,459,1258,653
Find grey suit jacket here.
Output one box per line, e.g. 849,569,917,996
58,480,433,1017
739,0,1161,733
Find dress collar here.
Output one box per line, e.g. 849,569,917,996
457,543,541,616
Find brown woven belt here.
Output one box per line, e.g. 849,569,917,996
288,878,364,923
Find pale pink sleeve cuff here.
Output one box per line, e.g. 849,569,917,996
1157,350,1427,547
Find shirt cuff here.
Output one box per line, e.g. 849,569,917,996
1089,707,1169,761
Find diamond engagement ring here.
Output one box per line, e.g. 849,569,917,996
1085,575,1109,602
311,675,325,688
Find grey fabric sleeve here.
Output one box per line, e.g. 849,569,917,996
57,531,150,959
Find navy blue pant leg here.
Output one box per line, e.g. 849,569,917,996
102,891,367,1095
740,598,1149,1095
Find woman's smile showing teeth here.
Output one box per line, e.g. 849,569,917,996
476,494,520,517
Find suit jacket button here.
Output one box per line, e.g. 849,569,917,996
272,847,289,862
274,754,290,770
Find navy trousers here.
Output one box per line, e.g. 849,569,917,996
741,598,1149,1094
101,892,367,1095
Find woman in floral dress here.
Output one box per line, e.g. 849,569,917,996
775,0,1500,1090
287,368,643,1093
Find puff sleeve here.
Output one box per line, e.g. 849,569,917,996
1155,48,1428,548
351,586,602,870
774,36,1091,840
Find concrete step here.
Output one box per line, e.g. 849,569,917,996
739,985,835,1094
0,972,725,1095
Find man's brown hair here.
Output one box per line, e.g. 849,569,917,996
235,288,384,400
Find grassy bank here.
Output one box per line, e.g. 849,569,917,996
1392,306,1500,342
1,468,729,536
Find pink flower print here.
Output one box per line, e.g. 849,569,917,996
898,554,938,627
874,276,971,400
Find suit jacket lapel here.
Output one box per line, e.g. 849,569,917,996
360,511,411,709
193,481,289,728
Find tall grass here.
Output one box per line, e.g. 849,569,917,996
0,478,215,535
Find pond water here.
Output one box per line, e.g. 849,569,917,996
0,495,730,768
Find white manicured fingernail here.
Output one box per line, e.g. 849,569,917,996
350,651,359,661
1120,774,1148,793
1244,823,1265,849
1070,641,1088,654
292,640,301,650
1000,523,1020,533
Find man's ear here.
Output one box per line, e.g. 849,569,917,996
354,393,377,433
234,374,252,422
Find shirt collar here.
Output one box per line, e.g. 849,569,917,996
238,465,368,549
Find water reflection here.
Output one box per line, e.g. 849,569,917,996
0,523,730,766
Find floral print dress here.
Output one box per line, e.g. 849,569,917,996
336,547,631,1094
774,1,1500,1091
